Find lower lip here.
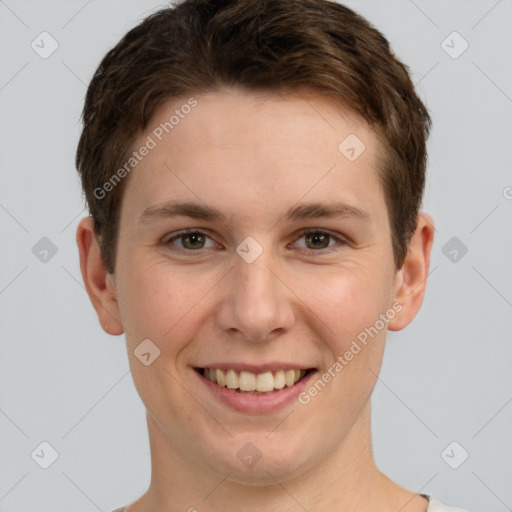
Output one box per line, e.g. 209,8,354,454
195,369,317,414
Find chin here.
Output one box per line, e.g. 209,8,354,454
207,434,312,485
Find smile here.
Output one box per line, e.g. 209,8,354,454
198,368,310,394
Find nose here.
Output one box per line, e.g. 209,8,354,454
215,244,296,343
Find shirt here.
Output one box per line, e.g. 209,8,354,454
110,493,471,511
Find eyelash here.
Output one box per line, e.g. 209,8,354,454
163,228,348,255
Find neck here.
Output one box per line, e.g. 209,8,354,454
127,401,427,512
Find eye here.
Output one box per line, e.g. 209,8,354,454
163,228,347,255
164,229,218,251
293,229,347,253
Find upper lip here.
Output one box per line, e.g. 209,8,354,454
194,363,315,373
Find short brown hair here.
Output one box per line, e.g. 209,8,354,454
76,0,431,274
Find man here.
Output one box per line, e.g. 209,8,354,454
75,1,471,510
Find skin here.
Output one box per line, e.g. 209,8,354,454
77,88,434,512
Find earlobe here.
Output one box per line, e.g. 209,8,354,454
387,212,435,331
76,217,124,336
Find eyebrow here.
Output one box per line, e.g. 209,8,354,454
139,200,370,225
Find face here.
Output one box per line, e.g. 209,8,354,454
98,89,409,483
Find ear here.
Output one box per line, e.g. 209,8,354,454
388,212,435,331
76,217,124,335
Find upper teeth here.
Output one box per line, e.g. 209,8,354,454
203,368,306,393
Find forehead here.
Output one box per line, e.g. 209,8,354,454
119,88,386,228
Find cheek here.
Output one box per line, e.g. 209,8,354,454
116,260,205,412
117,259,185,346
302,271,389,421
117,257,220,357
300,261,392,346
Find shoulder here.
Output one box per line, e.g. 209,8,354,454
426,496,472,512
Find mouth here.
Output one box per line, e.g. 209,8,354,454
195,367,313,395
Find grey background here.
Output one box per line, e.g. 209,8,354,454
0,0,511,511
